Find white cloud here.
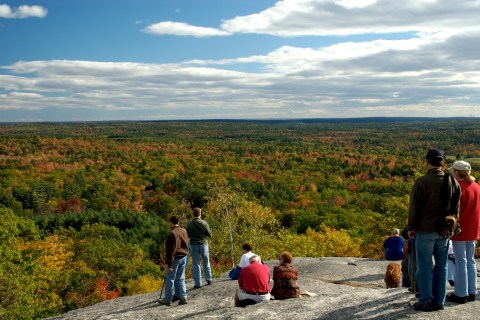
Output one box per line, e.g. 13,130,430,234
142,21,231,37
0,4,47,19
2,26,480,119
220,0,480,36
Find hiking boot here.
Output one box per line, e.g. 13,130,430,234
207,280,212,285
446,293,467,304
193,285,202,289
171,295,180,302
413,301,433,312
431,303,444,311
467,294,476,302
179,298,188,305
158,299,172,306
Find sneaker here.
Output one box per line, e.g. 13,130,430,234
179,298,188,305
446,293,467,304
171,295,180,302
193,285,202,289
413,301,433,312
158,299,172,306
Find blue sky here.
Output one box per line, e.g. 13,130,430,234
1,0,479,122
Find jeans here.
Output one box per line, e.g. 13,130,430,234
452,240,478,297
415,232,448,305
190,243,212,286
163,256,187,301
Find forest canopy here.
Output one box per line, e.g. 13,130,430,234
1,118,479,319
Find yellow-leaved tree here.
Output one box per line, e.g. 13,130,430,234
205,183,280,266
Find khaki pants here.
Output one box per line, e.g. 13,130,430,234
234,289,270,306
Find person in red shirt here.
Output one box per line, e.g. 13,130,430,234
234,255,271,307
447,161,480,304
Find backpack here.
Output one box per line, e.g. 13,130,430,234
228,266,242,280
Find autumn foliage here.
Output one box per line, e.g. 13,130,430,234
1,119,480,319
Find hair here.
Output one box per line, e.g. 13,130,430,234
454,169,476,183
392,228,399,235
280,251,293,264
170,216,179,225
193,207,202,217
242,243,252,251
249,255,261,263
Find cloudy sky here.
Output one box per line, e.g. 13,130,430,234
1,0,479,122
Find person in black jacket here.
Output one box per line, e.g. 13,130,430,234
407,149,461,312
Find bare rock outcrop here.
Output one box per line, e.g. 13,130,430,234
47,257,480,320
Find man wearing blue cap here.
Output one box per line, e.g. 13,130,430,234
407,149,461,312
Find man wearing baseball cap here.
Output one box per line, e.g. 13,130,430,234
407,149,461,311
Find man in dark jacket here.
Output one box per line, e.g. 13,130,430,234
407,149,461,312
159,216,189,306
186,207,213,288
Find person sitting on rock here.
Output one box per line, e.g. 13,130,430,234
229,243,255,280
238,243,255,268
383,228,404,260
234,255,271,307
270,251,300,300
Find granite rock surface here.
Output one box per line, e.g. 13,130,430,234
47,257,480,320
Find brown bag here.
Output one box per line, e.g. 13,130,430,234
439,215,458,238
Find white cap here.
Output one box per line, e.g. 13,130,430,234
450,160,471,172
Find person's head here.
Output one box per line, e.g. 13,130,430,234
279,251,293,264
193,207,202,218
242,243,252,252
449,160,476,183
170,216,179,225
249,254,261,263
425,149,445,168
392,228,400,236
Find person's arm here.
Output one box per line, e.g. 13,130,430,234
407,182,420,238
449,178,461,218
204,220,212,237
165,232,176,269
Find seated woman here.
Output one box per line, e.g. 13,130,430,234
270,251,300,300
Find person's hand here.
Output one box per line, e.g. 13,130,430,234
168,267,173,271
407,230,416,239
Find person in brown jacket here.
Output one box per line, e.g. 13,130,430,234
159,216,189,306
270,251,300,300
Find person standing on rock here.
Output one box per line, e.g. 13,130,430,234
158,216,189,306
447,161,480,304
407,149,461,312
187,207,213,288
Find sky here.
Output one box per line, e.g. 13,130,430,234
0,0,479,122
